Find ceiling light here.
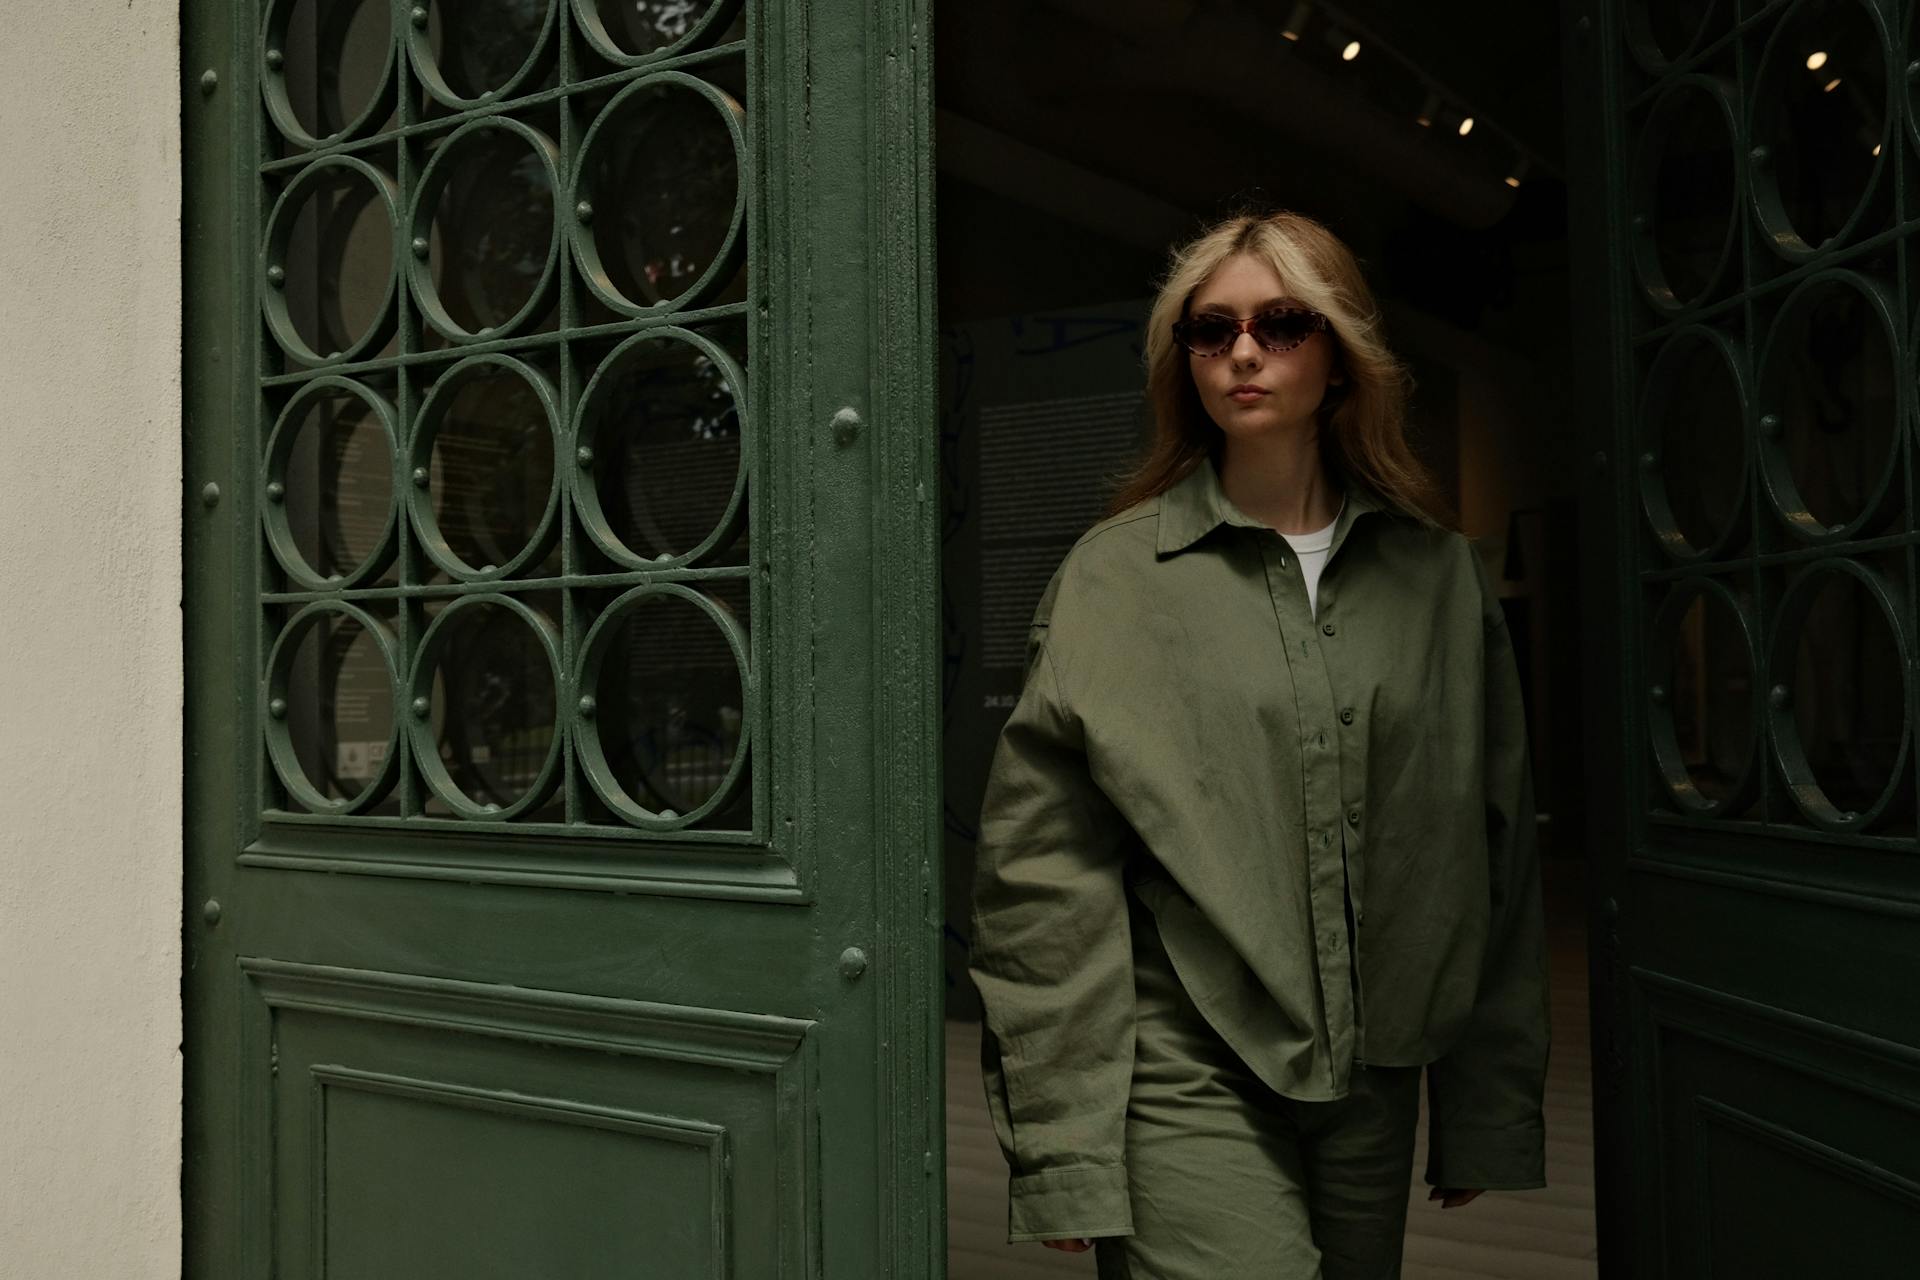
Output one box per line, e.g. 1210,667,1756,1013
1415,91,1439,127
1458,116,1475,137
1824,77,1842,92
1342,40,1362,61
1805,50,1828,71
1283,2,1312,40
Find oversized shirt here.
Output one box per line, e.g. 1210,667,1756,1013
968,452,1551,1244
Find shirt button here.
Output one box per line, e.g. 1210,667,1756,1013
1347,807,1361,826
1357,910,1366,927
1321,622,1336,636
1340,707,1354,725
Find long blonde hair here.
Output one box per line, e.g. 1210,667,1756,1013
1109,209,1451,530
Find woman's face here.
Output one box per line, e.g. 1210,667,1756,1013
1184,252,1344,443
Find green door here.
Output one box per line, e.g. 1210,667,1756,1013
181,2,940,1275
1565,0,1920,1272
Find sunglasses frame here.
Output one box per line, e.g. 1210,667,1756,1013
1172,305,1331,357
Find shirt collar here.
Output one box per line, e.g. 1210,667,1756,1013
1154,451,1387,558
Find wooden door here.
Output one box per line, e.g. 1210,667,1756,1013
181,1,940,1275
1564,0,1920,1273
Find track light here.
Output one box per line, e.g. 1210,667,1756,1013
1282,2,1312,41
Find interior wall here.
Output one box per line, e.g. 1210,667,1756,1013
0,3,182,1276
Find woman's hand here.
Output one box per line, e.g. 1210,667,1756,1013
1429,1187,1484,1209
1041,1237,1095,1252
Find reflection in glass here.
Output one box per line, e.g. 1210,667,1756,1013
282,388,394,579
1648,333,1744,554
425,365,554,571
1753,0,1885,249
584,82,738,305
424,601,557,809
1790,571,1903,815
1770,282,1895,529
424,0,548,99
1645,84,1734,306
586,0,726,57
280,165,393,359
424,127,555,332
593,585,747,818
1666,590,1753,805
581,336,744,561
278,0,391,139
284,611,394,805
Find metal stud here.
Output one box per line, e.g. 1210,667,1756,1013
265,48,284,71
203,899,222,926
575,445,595,469
658,808,679,820
839,947,869,980
1769,683,1790,710
577,695,596,718
1638,450,1657,471
412,696,431,718
268,696,287,719
411,5,428,28
655,552,674,563
1650,684,1667,705
478,563,497,573
266,264,285,288
200,481,221,508
1759,413,1781,439
575,200,594,224
200,69,219,96
412,237,430,259
265,480,285,503
1749,144,1769,164
412,466,430,488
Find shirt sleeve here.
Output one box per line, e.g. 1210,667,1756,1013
968,614,1138,1244
1423,557,1553,1191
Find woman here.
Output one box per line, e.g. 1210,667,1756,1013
968,210,1551,1279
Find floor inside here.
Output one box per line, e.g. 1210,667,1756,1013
945,854,1598,1279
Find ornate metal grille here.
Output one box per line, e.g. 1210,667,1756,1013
1626,0,1915,841
252,0,759,840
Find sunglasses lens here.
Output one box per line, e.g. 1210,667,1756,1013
1252,310,1319,349
1179,317,1236,354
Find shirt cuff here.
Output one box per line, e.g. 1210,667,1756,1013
1424,1121,1547,1191
1006,1165,1134,1243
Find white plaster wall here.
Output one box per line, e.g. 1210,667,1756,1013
0,3,181,1277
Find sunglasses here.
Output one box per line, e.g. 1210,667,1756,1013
1172,306,1330,357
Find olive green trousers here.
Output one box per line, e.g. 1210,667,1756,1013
1093,893,1423,1280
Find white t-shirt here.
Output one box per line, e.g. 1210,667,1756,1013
1277,498,1344,619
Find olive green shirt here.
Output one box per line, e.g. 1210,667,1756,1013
968,453,1551,1244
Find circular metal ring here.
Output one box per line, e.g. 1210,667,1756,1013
408,116,563,344
259,0,398,150
408,355,563,582
568,71,749,316
1634,325,1751,560
1629,75,1741,312
1752,268,1902,543
1747,0,1894,260
261,155,402,366
1765,557,1913,830
406,0,560,111
407,593,565,820
569,0,745,68
263,601,402,814
1622,0,1725,75
1645,576,1762,816
573,582,752,831
570,325,749,569
262,375,402,590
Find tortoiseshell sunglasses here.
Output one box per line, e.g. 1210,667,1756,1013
1171,306,1330,357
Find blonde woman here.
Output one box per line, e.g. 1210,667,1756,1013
969,210,1550,1279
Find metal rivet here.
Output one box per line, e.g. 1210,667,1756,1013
478,563,497,573
1907,59,1919,81
412,466,430,488
658,808,678,820
265,480,285,503
268,696,287,719
1591,450,1608,472
326,350,341,361
576,445,595,468
200,481,221,508
1769,683,1790,710
839,946,869,980
265,48,284,71
412,696,431,718
1630,212,1648,231
1650,684,1667,705
203,899,222,926
479,89,496,102
1839,810,1859,823
1638,450,1657,471
831,406,862,447
411,5,428,27
412,237,430,259
476,326,493,337
575,200,594,224
266,264,285,287
1759,413,1781,438
577,695,596,718
656,552,674,563
199,69,219,96
1827,522,1845,535
1749,144,1769,164
482,802,500,813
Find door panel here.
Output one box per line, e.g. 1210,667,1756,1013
182,2,939,1276
1565,0,1920,1273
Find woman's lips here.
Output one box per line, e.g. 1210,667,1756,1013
1229,387,1268,402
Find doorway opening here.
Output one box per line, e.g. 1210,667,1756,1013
932,4,1596,1275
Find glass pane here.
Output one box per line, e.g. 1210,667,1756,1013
1648,85,1734,305
1648,333,1744,554
424,0,548,99
1667,591,1753,804
1753,0,1886,249
583,82,738,306
1789,571,1904,815
1638,0,1715,62
423,600,558,810
423,126,555,333
581,335,744,560
1769,282,1896,530
280,165,393,359
281,387,394,579
283,611,395,806
278,0,391,139
424,364,555,572
585,0,726,57
592,584,748,819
